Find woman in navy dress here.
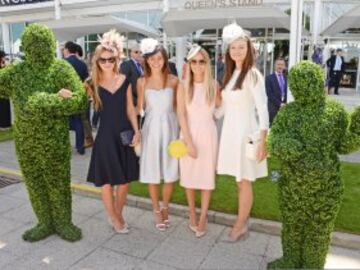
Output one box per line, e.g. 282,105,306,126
87,30,140,234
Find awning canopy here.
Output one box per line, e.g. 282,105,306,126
40,16,160,41
161,6,290,37
321,4,360,36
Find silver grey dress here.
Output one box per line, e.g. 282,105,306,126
139,87,179,183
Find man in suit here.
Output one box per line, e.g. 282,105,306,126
63,41,88,155
168,60,178,77
326,48,345,95
265,58,288,126
120,42,143,106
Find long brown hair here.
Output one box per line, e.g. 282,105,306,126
143,46,170,88
184,48,215,105
91,45,120,111
222,37,258,90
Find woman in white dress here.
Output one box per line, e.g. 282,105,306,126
137,38,179,231
217,23,269,241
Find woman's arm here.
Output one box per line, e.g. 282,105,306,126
214,80,222,108
126,85,140,146
136,77,145,116
176,82,197,158
250,70,269,162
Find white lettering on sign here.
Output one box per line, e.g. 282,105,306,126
184,0,263,10
0,0,52,6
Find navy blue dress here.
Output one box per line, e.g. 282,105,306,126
87,79,139,187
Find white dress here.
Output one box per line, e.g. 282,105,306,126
139,87,179,184
217,68,269,181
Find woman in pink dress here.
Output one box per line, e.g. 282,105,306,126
177,45,221,237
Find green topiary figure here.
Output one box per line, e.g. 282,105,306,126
0,24,87,242
267,61,360,269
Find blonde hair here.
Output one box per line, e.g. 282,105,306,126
184,48,215,105
91,45,120,111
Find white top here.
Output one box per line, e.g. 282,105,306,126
334,55,342,71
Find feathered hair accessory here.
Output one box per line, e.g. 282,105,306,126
140,38,160,57
98,29,124,56
186,43,202,61
222,23,250,48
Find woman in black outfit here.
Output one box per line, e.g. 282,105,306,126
0,50,11,129
87,30,140,234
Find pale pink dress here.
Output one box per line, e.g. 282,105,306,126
180,83,218,190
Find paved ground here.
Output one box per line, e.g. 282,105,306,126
0,183,359,270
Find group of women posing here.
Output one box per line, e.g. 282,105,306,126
85,22,269,242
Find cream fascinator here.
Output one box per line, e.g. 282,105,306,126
98,29,124,56
222,23,250,47
140,38,160,57
186,43,202,61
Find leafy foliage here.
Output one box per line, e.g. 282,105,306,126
267,61,360,269
0,24,87,242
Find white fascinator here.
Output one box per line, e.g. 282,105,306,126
140,38,160,57
222,23,250,47
186,43,202,61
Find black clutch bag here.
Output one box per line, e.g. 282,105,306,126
120,130,134,146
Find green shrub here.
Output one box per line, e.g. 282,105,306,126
0,24,87,242
267,61,360,269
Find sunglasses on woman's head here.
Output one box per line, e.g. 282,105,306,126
98,57,116,64
190,59,206,65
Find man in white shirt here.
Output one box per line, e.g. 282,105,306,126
326,49,345,95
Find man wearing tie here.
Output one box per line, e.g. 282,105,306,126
327,48,345,95
265,58,288,126
120,42,143,106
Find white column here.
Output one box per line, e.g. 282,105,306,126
163,0,169,49
288,0,303,102
54,0,62,58
312,0,322,46
263,28,268,76
270,28,275,74
1,23,11,54
176,36,187,79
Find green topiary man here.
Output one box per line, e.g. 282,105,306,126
0,24,87,242
268,61,360,269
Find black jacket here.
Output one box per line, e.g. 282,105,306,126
326,55,345,74
65,55,88,82
120,59,142,105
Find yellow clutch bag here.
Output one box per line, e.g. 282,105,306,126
168,140,188,159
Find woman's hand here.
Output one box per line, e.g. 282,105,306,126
256,141,267,162
130,131,141,147
187,141,198,159
58,88,73,98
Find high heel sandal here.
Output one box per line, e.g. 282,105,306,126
107,217,129,230
226,220,249,242
195,229,207,238
107,217,129,234
154,210,166,231
161,207,170,228
195,220,207,238
188,224,197,233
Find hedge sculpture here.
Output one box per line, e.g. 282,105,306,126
0,24,87,242
268,61,360,269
